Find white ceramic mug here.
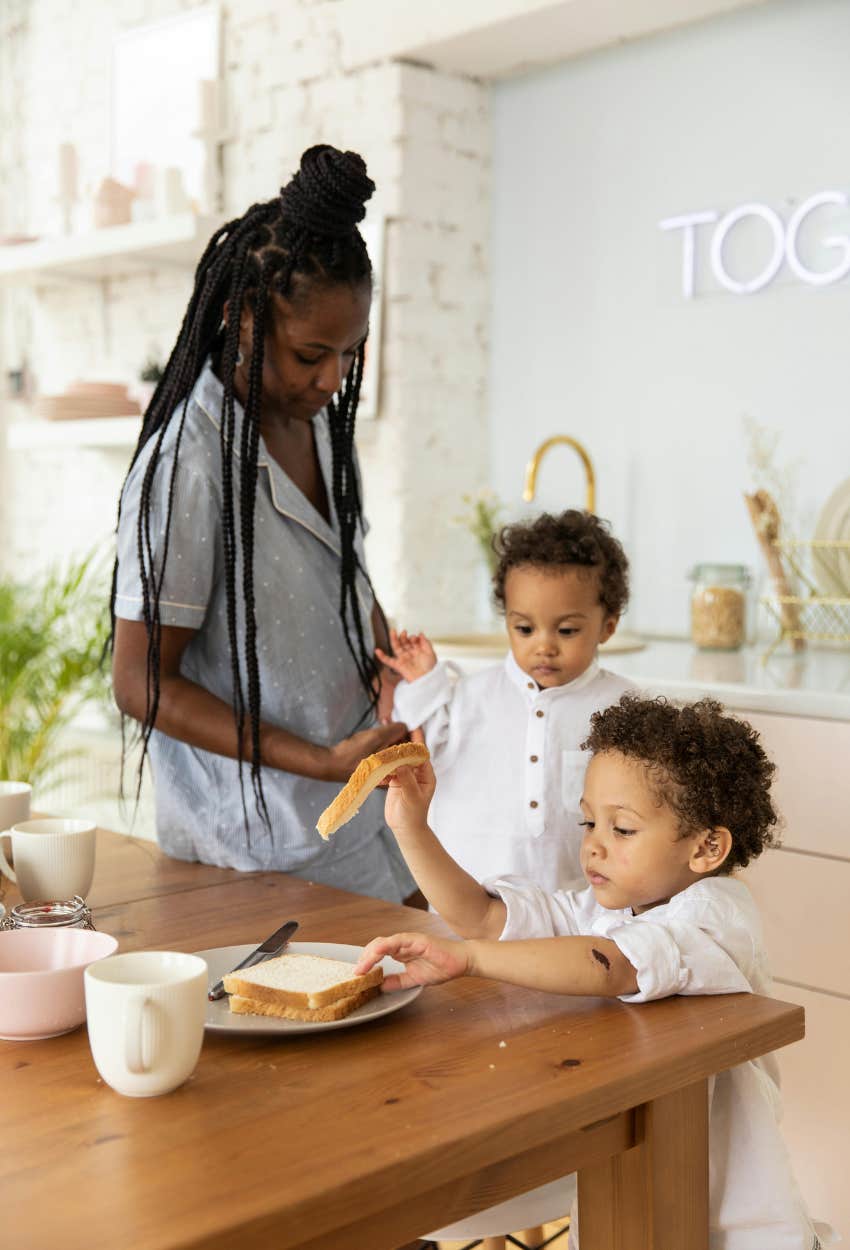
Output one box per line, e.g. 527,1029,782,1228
0,818,96,901
0,782,32,830
84,951,207,1097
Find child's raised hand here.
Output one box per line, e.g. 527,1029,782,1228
384,759,436,840
375,628,437,683
354,931,470,991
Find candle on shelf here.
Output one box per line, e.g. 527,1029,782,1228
57,142,78,234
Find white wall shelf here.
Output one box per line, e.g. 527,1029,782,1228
6,415,142,449
0,213,223,284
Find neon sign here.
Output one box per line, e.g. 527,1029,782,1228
659,191,850,298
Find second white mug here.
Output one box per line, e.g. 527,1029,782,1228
84,951,208,1097
0,781,32,829
0,818,96,901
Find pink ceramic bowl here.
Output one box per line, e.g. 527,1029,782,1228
0,928,119,1041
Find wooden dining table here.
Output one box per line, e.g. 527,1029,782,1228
1,827,805,1250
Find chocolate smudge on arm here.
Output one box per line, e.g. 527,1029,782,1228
591,947,610,970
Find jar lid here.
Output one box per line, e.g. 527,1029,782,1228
688,563,751,584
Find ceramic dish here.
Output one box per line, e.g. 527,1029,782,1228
198,941,422,1035
812,477,850,597
0,927,119,1041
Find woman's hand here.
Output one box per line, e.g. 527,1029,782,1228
375,628,438,684
354,931,470,991
324,721,409,783
384,760,436,840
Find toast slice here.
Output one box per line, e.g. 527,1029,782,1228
229,984,380,1022
317,741,430,839
222,951,383,1009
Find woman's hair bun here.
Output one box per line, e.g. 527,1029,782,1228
279,145,375,238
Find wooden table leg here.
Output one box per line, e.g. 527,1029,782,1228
576,1079,709,1250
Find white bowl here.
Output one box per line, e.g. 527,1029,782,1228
0,927,119,1040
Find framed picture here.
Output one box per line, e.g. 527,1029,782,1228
111,6,221,214
358,216,385,420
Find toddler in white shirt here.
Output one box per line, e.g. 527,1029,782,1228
378,510,635,892
357,694,833,1250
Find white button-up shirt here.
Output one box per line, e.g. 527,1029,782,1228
392,652,634,891
485,874,823,1250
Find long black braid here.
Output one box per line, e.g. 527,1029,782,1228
109,145,385,831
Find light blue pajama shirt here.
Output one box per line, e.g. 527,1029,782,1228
114,360,416,902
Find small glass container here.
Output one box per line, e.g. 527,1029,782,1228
688,564,751,651
0,895,95,931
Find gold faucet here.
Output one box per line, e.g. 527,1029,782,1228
523,435,596,513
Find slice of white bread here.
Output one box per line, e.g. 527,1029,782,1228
222,952,383,1009
229,984,380,1023
316,741,430,840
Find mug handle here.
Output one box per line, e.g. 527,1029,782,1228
0,832,16,883
125,996,154,1074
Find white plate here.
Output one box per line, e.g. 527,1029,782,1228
197,941,422,1035
813,477,850,597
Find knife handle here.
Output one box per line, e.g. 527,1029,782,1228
208,951,266,1001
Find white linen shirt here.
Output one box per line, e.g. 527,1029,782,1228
486,874,821,1250
392,653,634,891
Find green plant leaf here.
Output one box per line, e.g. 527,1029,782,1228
0,547,112,790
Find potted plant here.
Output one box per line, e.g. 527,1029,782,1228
455,488,505,576
0,550,111,797
134,354,165,410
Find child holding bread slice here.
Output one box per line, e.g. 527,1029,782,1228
356,695,831,1250
377,511,636,893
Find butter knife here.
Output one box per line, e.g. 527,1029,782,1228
208,919,299,1001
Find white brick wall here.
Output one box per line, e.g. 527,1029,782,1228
0,0,492,645
0,1,493,833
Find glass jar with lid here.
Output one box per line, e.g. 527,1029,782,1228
688,564,751,651
0,895,95,930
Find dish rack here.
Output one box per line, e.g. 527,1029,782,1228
761,540,850,659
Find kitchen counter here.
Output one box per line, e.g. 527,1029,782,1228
434,636,850,722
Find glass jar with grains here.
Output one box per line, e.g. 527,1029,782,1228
688,564,751,651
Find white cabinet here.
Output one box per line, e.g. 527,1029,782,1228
738,711,849,1237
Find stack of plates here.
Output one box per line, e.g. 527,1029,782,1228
34,381,141,421
813,477,850,597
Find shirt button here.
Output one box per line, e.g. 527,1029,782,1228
530,754,538,763
536,709,544,718
527,681,534,690
529,800,539,809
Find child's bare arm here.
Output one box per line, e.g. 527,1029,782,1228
466,935,638,998
385,764,506,940
376,628,438,684
356,931,638,998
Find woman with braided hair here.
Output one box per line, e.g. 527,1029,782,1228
110,145,421,904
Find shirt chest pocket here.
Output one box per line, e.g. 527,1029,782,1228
561,748,590,813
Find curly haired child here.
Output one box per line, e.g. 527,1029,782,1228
377,510,635,892
358,695,831,1250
